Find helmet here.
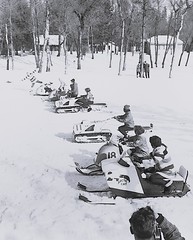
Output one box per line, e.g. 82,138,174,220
134,125,145,135
85,87,91,92
149,135,162,148
123,105,130,112
71,78,75,82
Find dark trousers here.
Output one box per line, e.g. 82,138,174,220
149,173,169,187
118,125,134,137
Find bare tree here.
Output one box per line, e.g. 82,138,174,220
30,0,41,68
38,0,50,73
1,0,15,70
168,0,192,78
117,0,125,75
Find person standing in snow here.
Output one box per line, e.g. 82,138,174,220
145,61,150,78
114,105,135,138
144,135,175,194
129,206,185,240
136,62,141,78
125,125,149,163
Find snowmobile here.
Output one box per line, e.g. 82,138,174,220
73,120,112,143
55,96,107,114
55,97,82,113
76,156,190,199
30,80,54,96
35,82,54,96
72,119,153,143
47,89,67,102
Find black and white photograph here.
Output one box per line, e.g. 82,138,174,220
0,0,192,239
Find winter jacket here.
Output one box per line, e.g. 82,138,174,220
70,82,78,96
116,111,135,128
136,63,141,72
151,144,174,171
86,91,94,102
156,214,185,240
128,133,149,157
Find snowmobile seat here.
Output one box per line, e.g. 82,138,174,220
158,165,189,192
178,165,189,192
158,165,188,181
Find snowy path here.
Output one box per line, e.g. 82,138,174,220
0,51,193,239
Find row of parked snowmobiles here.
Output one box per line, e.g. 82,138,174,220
30,78,107,113
25,71,190,200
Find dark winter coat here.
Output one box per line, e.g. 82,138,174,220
70,82,78,97
157,214,185,240
116,111,135,128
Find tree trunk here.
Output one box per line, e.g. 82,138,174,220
39,0,50,73
77,27,82,70
154,35,158,67
46,44,51,72
149,37,153,68
140,0,146,78
117,0,125,76
122,37,128,71
5,24,10,70
57,34,61,57
109,41,113,68
63,33,68,74
185,38,193,66
30,0,40,68
118,19,125,75
169,36,177,78
178,37,189,66
90,26,94,59
9,5,14,70
162,35,172,68
185,51,190,66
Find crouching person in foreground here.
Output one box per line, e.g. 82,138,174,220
129,206,185,240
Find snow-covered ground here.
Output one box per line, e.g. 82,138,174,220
0,49,193,240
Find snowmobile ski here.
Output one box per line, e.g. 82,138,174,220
74,162,98,169
56,105,81,113
78,194,115,205
77,182,110,193
74,132,112,143
76,167,104,176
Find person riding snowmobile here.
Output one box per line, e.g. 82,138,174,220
114,105,135,138
125,125,150,164
144,135,175,193
76,135,130,175
67,78,79,98
75,87,94,112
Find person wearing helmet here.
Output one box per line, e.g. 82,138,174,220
76,135,130,175
114,105,135,138
67,78,79,97
144,135,175,194
75,87,94,112
126,125,149,163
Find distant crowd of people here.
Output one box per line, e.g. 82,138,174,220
136,61,150,78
